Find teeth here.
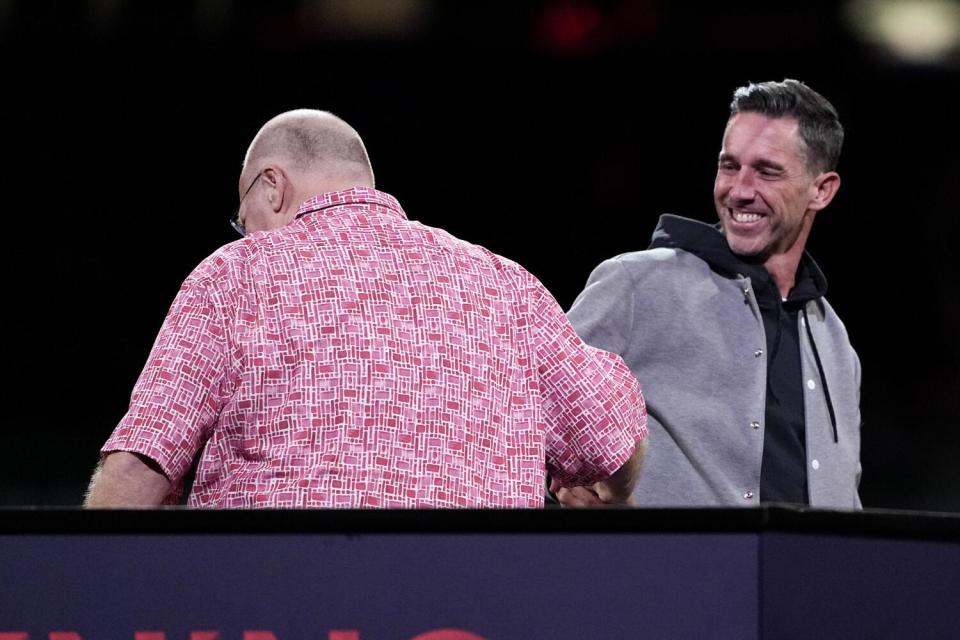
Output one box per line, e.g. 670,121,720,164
731,210,761,223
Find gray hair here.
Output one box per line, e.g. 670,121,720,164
729,79,844,173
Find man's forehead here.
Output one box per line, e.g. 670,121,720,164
721,113,804,160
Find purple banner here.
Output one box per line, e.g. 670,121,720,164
0,532,758,639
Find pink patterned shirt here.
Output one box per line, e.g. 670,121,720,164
103,188,646,507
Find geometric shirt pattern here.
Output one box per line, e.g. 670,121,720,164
103,188,647,507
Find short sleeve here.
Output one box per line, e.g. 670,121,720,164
102,278,229,490
528,274,647,487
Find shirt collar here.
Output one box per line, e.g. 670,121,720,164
295,187,408,221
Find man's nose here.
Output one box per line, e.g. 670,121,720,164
728,170,756,202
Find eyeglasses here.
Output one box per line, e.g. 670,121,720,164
230,170,264,237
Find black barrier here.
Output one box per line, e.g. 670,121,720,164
1,506,959,639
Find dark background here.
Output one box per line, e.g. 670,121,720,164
2,0,958,511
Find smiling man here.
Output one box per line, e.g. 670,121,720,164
564,79,862,508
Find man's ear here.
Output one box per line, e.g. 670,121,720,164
809,171,841,212
261,166,287,214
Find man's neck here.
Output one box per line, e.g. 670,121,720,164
764,253,800,299
763,211,816,299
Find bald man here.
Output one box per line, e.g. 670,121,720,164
85,110,647,508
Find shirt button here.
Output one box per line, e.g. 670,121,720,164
807,379,816,390
750,421,761,430
743,491,755,500
812,459,820,470
754,349,764,358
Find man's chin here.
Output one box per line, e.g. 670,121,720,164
725,238,769,263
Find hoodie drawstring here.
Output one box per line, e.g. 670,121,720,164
802,306,838,443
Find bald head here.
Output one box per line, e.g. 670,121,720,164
244,109,374,191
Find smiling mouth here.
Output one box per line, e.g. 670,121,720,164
729,209,764,223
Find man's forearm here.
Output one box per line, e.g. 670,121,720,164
84,451,172,507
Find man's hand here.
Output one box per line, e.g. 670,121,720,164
553,483,637,508
551,438,646,508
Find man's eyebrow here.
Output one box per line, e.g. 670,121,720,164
754,158,785,172
718,152,736,163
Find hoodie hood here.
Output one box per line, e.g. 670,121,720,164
648,214,827,306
